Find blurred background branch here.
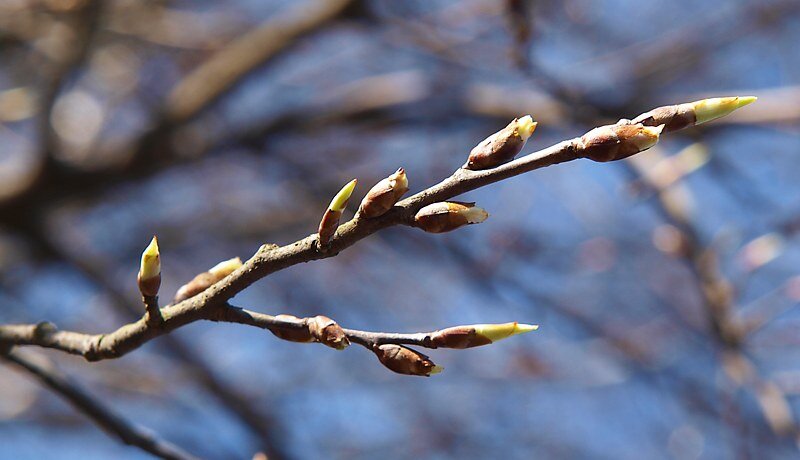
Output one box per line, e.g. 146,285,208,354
1,0,798,458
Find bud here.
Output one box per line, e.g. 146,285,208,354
431,322,538,348
308,315,349,350
137,236,161,297
580,123,664,162
318,179,357,247
467,115,537,170
358,168,409,218
174,257,243,302
373,344,443,377
414,201,488,233
692,96,757,124
631,96,757,132
269,314,315,343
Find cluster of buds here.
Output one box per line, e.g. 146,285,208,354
174,257,243,302
358,168,409,218
430,322,538,348
630,96,757,133
318,179,357,248
466,115,537,170
137,236,161,298
269,314,349,350
579,123,665,162
372,344,443,377
414,201,488,233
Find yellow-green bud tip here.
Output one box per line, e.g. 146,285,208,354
139,236,160,280
473,322,538,343
208,257,242,278
429,365,445,375
329,179,357,212
693,96,757,124
517,115,538,141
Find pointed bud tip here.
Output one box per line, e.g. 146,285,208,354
429,365,445,375
513,323,539,335
693,96,758,124
329,179,358,212
517,115,538,141
139,235,161,279
473,321,537,343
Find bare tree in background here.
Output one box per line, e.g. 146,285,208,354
0,1,798,459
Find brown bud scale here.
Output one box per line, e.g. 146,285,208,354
308,315,349,350
467,119,526,170
359,168,409,218
373,344,440,376
318,209,343,247
174,272,217,303
269,314,314,343
137,273,161,298
431,326,492,348
414,201,488,233
631,103,696,132
580,123,662,162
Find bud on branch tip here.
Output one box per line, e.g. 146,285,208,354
318,179,357,248
692,96,757,124
359,168,409,218
137,236,161,298
329,179,358,212
431,322,538,348
467,115,538,170
139,236,160,280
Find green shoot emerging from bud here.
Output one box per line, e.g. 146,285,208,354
473,322,538,342
467,115,538,170
414,201,488,233
359,168,409,218
631,96,757,132
329,179,358,212
139,236,160,280
318,179,358,247
137,236,161,297
431,322,539,348
692,96,757,124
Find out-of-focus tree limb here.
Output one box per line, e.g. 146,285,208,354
0,349,198,460
165,0,355,124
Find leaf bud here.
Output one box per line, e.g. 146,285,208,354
414,201,488,233
431,322,538,348
373,344,443,377
580,123,664,162
466,115,537,170
137,236,161,298
174,257,243,302
358,168,409,218
318,179,357,247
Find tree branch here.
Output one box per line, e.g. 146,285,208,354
0,98,753,366
1,350,198,460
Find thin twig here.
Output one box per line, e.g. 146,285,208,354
0,100,725,360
